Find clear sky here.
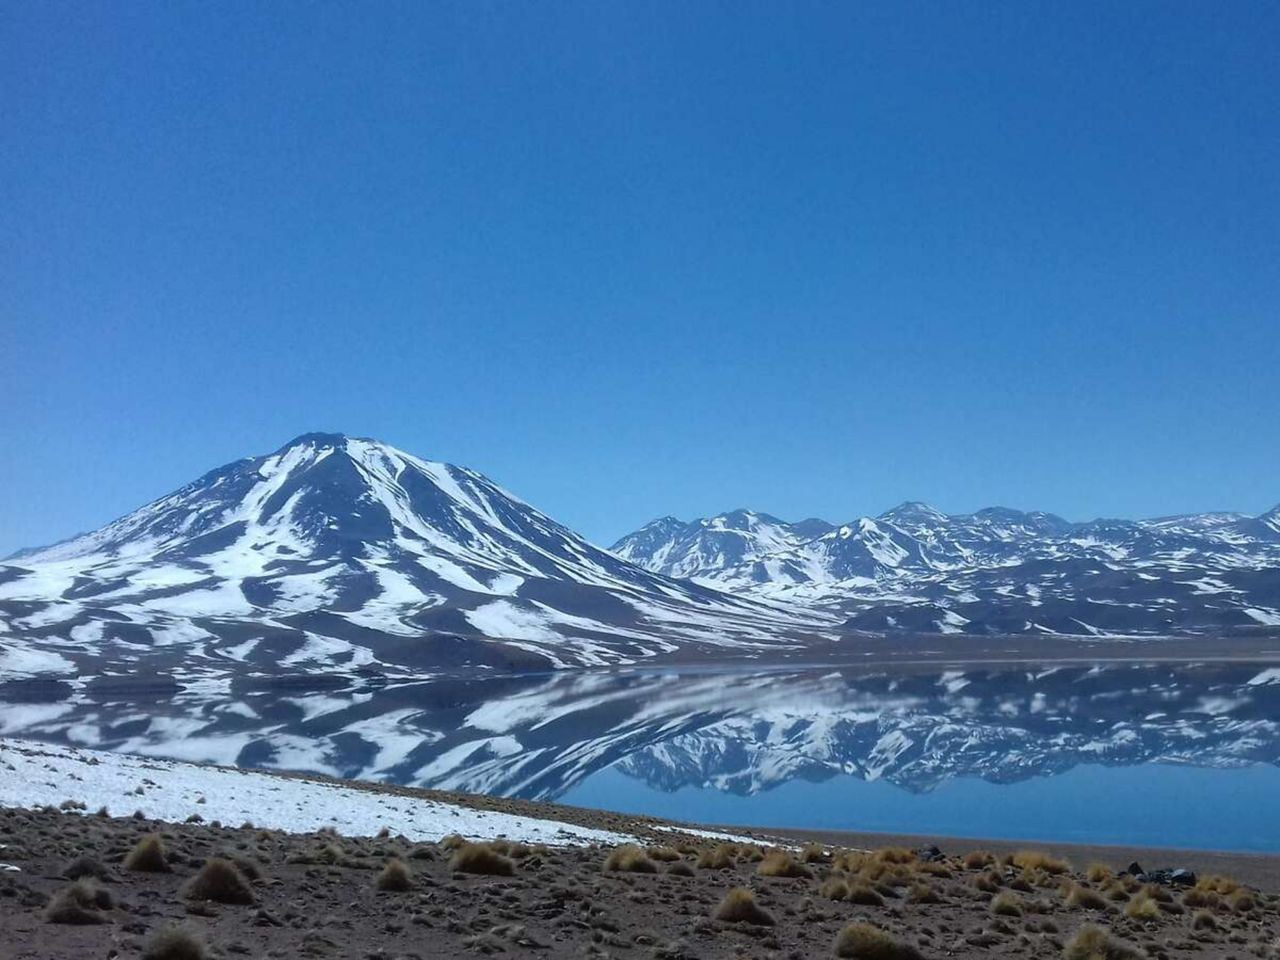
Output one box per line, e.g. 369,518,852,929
2,1,1278,556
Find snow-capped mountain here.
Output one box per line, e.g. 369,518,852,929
611,510,835,585
614,501,1280,637
0,433,828,681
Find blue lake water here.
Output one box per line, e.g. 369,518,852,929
564,761,1280,853
2,659,1278,852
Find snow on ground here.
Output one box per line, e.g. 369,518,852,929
0,738,632,847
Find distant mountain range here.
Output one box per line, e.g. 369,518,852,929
1,433,1278,693
612,501,1280,637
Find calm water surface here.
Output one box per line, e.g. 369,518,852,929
2,661,1277,852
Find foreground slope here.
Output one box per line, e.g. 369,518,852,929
0,434,829,681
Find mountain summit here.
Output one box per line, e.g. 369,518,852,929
0,434,823,679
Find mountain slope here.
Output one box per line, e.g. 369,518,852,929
616,501,1280,637
0,434,830,680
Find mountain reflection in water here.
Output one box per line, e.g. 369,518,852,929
2,661,1278,849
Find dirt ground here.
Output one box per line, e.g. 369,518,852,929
1,804,1277,960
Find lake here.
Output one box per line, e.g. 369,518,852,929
2,660,1277,852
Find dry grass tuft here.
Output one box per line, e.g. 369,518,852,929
1123,891,1160,921
712,887,775,926
44,880,112,924
1011,850,1069,874
872,847,917,865
908,881,943,904
1182,887,1219,909
1191,908,1217,930
1229,889,1255,912
800,842,828,863
1065,883,1111,911
962,850,994,870
62,856,109,880
833,922,923,959
757,849,813,879
696,845,734,870
143,924,209,960
376,858,412,892
646,846,682,862
450,843,515,877
604,845,658,874
666,860,694,877
439,833,466,850
124,833,171,873
848,883,886,906
184,857,253,904
1195,874,1239,895
991,891,1024,916
1063,923,1143,960
1085,863,1112,883
821,877,850,901
973,871,1001,893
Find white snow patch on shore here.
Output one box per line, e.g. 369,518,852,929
0,738,632,847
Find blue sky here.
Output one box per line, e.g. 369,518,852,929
2,1,1278,555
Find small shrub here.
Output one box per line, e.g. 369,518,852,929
376,858,412,892
712,887,774,925
696,845,734,870
45,880,112,924
1063,923,1142,960
872,847,916,865
833,921,923,959
666,860,694,877
439,833,466,850
143,925,208,960
800,842,828,863
1182,887,1219,909
962,850,994,870
604,845,658,874
184,858,253,904
1065,883,1111,911
1011,850,1069,875
1123,891,1159,920
1191,908,1217,930
1085,863,1112,883
1229,889,1255,912
1196,874,1239,895
450,843,515,876
821,877,850,901
62,856,109,880
124,833,171,873
991,891,1024,916
907,881,942,904
973,871,1001,893
757,850,813,879
646,846,682,862
848,883,886,906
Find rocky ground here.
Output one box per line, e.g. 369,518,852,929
1,805,1277,960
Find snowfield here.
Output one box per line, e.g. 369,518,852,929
0,738,632,847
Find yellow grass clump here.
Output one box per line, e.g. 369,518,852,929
450,843,515,877
603,845,658,874
833,922,924,960
1063,923,1143,960
757,849,813,879
990,891,1024,916
1011,850,1069,874
183,858,254,905
1065,883,1111,911
124,833,172,873
376,858,412,892
712,887,775,926
1123,891,1160,920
